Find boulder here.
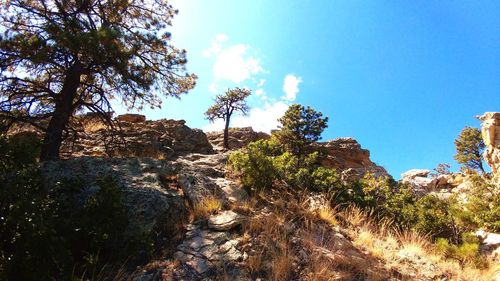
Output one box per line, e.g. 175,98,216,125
401,169,453,194
476,230,500,261
62,116,213,158
206,127,270,150
116,113,146,123
401,169,430,179
208,211,245,231
314,138,389,182
41,157,188,245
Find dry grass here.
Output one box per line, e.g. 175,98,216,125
240,188,392,280
317,205,338,226
191,197,223,220
230,197,258,214
270,243,294,281
236,187,498,281
338,205,497,281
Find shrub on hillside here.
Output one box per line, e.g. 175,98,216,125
228,138,281,192
412,195,459,241
228,137,340,192
0,136,150,281
0,133,41,174
435,233,486,268
450,173,500,233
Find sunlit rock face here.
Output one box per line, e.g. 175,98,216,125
478,112,500,178
63,113,213,158
205,127,270,150
400,169,452,195
314,138,390,182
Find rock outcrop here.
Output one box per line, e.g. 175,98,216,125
315,138,389,181
206,127,270,150
41,157,188,249
63,114,213,158
400,169,451,194
478,112,500,178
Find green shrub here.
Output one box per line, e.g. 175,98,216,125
229,138,340,193
463,174,500,232
0,136,149,280
0,133,41,174
228,138,281,192
434,233,485,268
412,195,458,241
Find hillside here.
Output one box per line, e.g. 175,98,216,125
1,112,499,281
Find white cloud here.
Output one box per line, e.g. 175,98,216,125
202,36,305,134
282,74,302,101
212,44,263,84
203,34,264,86
208,82,218,94
202,33,228,57
203,101,289,133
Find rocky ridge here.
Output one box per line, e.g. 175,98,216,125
206,127,270,150
136,152,250,280
478,112,500,178
208,127,389,181
315,138,389,181
34,112,500,280
63,113,213,158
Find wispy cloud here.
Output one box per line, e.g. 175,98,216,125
282,74,302,101
203,35,303,133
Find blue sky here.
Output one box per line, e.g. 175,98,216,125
115,0,499,178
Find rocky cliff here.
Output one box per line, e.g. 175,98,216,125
206,127,270,150
63,113,213,158
315,138,389,181
478,112,500,178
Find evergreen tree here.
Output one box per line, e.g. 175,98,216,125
454,126,485,173
0,0,196,160
205,87,251,149
275,104,328,156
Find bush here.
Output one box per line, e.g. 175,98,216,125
228,137,340,193
0,133,41,175
0,136,149,281
435,233,486,268
412,195,458,240
228,138,281,192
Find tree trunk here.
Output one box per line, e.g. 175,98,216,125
478,160,485,175
40,62,82,161
223,116,230,149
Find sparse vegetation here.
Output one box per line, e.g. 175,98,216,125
227,109,498,280
191,197,223,220
0,1,497,279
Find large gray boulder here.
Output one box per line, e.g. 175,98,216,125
41,157,188,243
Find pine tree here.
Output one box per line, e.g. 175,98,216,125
0,0,196,160
454,126,485,173
205,88,251,149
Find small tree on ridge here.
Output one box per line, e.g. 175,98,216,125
275,104,328,156
454,126,485,174
205,87,251,149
